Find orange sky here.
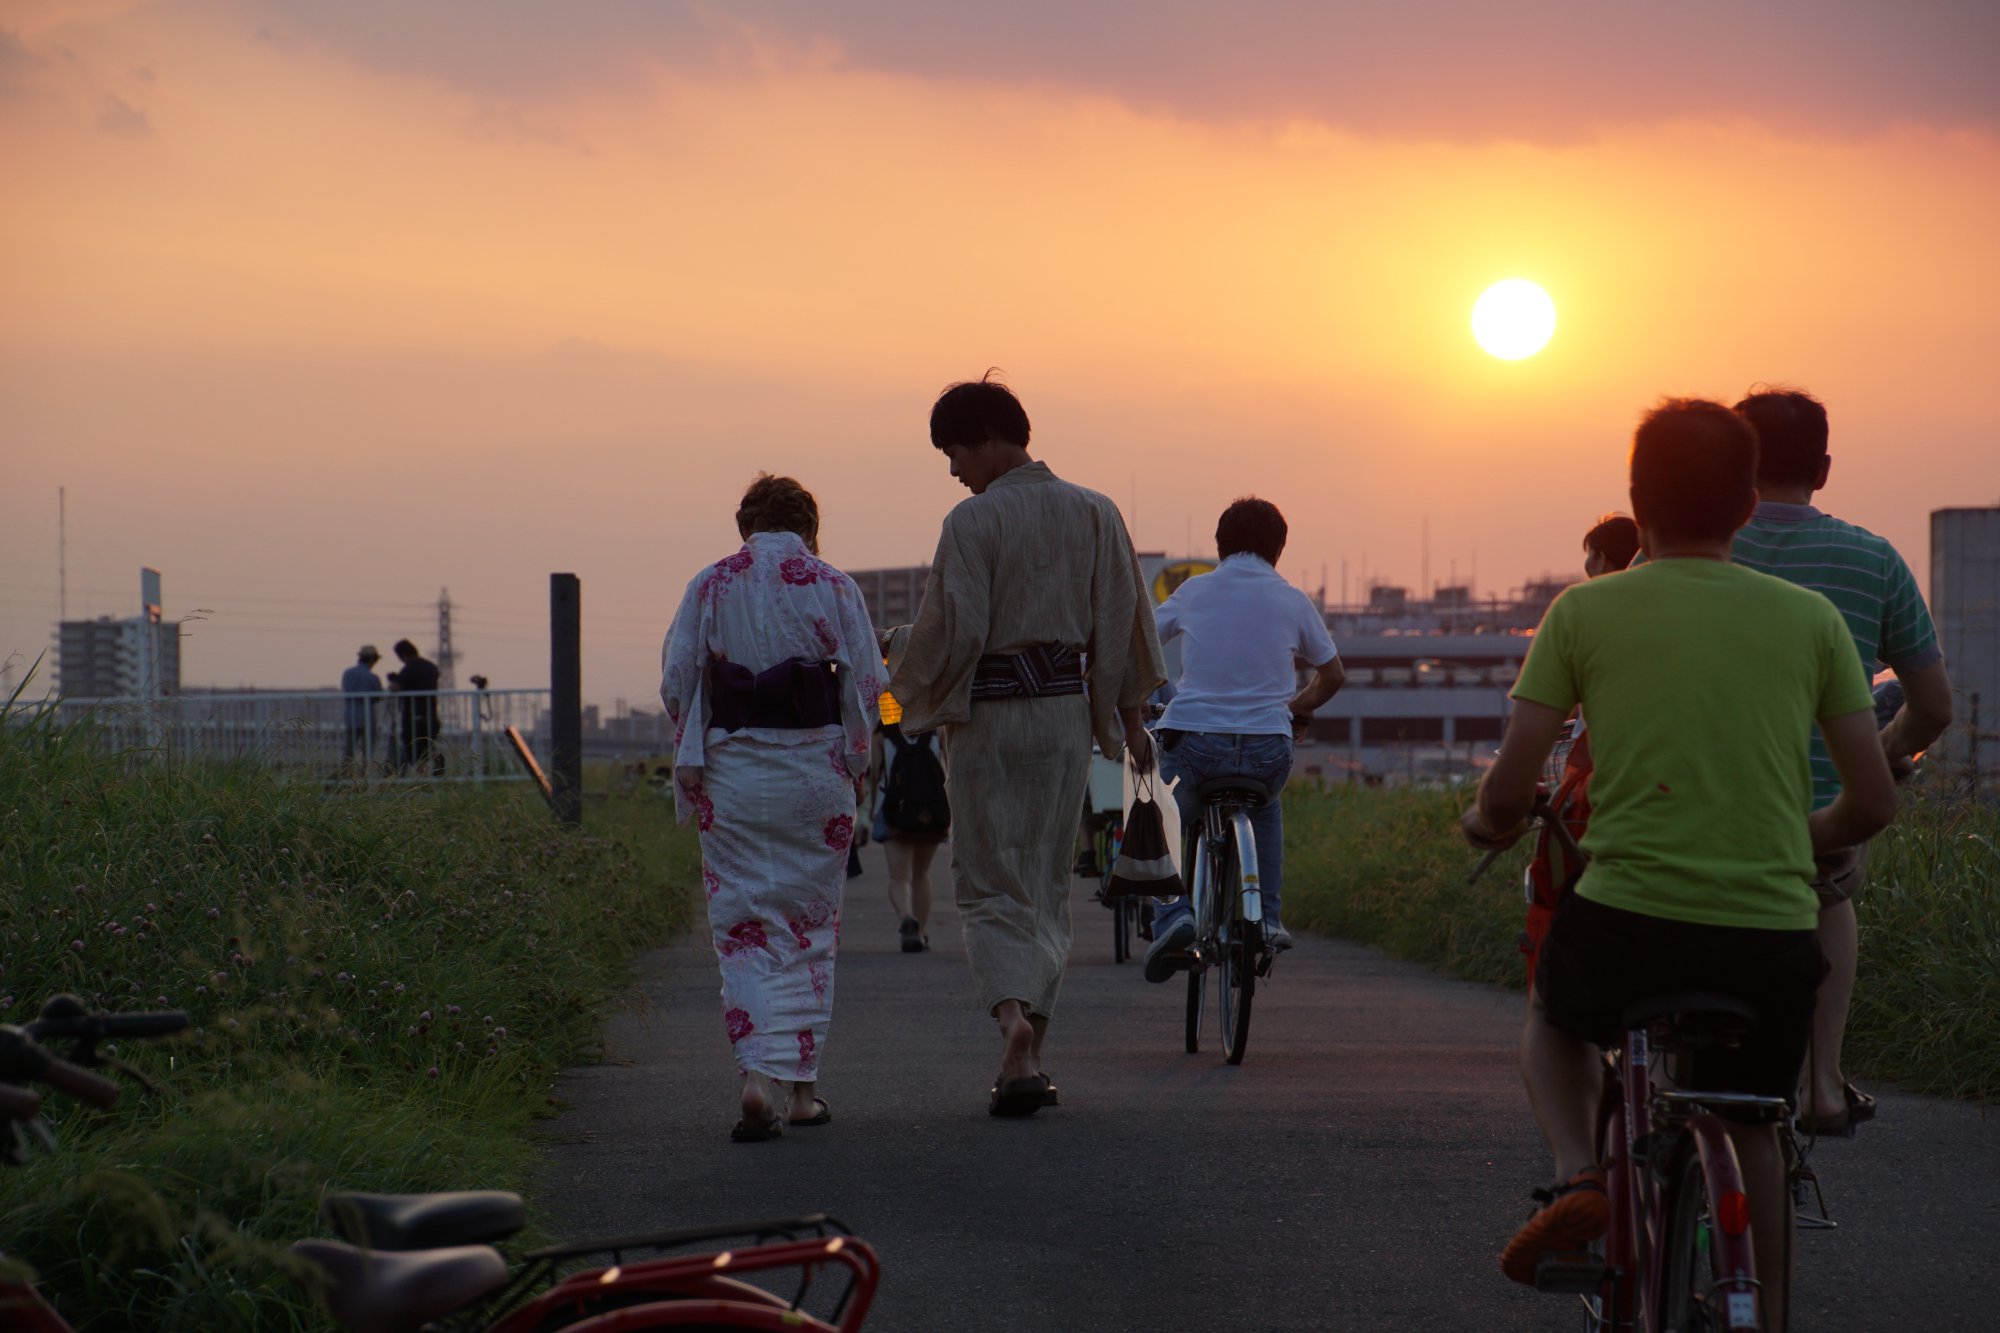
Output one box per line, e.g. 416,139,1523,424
4,1,1997,707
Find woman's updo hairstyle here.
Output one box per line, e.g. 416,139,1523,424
735,473,821,553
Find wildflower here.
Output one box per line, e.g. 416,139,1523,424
207,908,221,920
419,1010,432,1023
69,939,83,952
492,1027,507,1039
335,971,350,983
426,1066,439,1079
446,1005,461,1016
483,1015,494,1025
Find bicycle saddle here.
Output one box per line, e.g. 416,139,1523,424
291,1239,508,1333
1620,992,1758,1048
1194,775,1272,807
321,1189,527,1250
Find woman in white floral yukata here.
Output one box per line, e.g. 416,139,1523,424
661,474,882,1142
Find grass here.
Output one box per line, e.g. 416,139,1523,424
1281,783,2000,1102
0,698,701,1330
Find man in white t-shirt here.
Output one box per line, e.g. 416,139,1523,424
1143,498,1345,980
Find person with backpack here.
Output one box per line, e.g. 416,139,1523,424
869,714,951,952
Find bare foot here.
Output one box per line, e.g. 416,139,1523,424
740,1072,777,1126
788,1080,821,1122
994,1000,1036,1084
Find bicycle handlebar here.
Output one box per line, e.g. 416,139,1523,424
0,1082,42,1122
26,1010,190,1043
1466,793,1586,885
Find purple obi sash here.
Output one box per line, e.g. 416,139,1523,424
971,643,1085,702
708,657,842,733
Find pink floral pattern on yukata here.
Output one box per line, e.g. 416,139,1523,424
682,783,715,832
796,1030,817,1075
716,551,755,574
720,919,774,957
779,557,820,586
812,617,840,658
809,961,831,1004
724,1007,754,1044
702,865,721,899
786,899,833,951
822,814,853,851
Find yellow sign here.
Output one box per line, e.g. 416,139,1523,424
1151,559,1216,605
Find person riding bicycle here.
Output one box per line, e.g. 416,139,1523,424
1460,399,1895,1324
1143,497,1345,981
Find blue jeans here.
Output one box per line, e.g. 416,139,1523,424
1152,731,1293,934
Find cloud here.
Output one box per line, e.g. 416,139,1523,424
241,0,2000,143
93,90,149,135
0,27,49,96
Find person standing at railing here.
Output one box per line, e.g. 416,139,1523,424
387,638,443,776
340,645,384,771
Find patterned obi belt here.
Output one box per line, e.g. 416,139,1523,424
971,643,1085,702
708,657,842,733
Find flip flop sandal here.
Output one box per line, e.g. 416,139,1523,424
1844,1081,1877,1124
988,1075,1045,1118
1038,1074,1059,1107
788,1097,833,1128
730,1112,786,1143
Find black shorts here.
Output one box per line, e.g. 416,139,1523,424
1533,893,1827,1100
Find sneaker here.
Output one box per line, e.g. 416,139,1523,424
899,917,924,953
1143,917,1197,983
1499,1167,1609,1285
1266,923,1293,953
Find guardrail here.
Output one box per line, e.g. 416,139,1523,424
13,688,552,787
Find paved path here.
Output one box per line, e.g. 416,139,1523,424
539,846,1999,1330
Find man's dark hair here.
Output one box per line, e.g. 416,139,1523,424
1733,386,1828,490
1216,497,1288,565
393,639,419,661
735,473,820,553
1629,399,1759,546
930,371,1030,452
1582,512,1640,571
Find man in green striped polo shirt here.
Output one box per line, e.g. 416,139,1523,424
1731,387,1954,1134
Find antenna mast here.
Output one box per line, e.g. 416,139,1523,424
58,487,66,622
436,587,456,690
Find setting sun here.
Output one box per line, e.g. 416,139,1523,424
1471,279,1557,360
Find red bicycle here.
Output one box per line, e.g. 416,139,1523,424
293,1201,879,1331
1473,799,1791,1331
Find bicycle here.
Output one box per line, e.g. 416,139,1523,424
0,995,191,1333
1178,774,1274,1066
1471,800,1791,1331
293,1205,878,1332
1081,808,1148,964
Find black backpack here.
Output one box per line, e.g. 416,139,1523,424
882,727,950,836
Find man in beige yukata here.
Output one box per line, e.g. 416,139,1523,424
887,375,1164,1117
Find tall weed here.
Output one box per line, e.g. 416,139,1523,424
1282,785,1998,1101
0,702,698,1330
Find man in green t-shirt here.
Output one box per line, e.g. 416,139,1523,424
1461,399,1896,1322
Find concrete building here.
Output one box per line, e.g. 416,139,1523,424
845,564,929,634
1931,506,2000,783
57,616,181,699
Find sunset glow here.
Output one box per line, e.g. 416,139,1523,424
1,3,1996,706
1471,281,1558,360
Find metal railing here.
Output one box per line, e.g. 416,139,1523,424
17,688,552,786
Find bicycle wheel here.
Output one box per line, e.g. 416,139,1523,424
1213,838,1257,1066
1111,894,1131,964
1658,1143,1763,1332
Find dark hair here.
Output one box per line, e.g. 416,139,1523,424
1582,512,1640,571
929,371,1031,452
1215,497,1287,565
735,473,820,553
1733,386,1827,489
392,639,418,660
1629,399,1759,546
